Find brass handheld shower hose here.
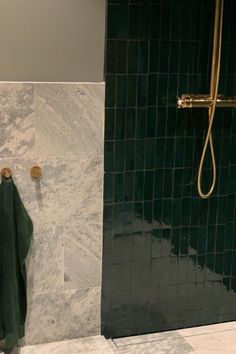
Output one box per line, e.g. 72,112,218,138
197,0,224,199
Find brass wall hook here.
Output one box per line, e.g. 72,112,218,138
30,165,42,178
1,167,12,179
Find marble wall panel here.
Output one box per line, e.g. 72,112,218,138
35,83,105,157
0,83,35,157
64,223,102,289
0,82,104,345
24,287,101,345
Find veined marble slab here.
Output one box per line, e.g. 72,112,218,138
35,83,105,157
0,83,35,157
21,336,114,354
64,222,102,289
27,224,64,293
24,287,101,345
0,154,103,223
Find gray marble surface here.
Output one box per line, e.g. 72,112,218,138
65,222,102,289
35,83,104,157
27,224,64,293
21,336,114,354
24,287,101,345
0,83,35,157
0,155,103,224
0,82,104,346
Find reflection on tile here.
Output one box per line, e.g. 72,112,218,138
27,224,64,293
35,83,105,157
65,223,102,289
0,83,35,157
24,287,100,345
21,336,114,354
0,155,103,223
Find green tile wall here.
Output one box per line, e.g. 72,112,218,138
102,0,236,338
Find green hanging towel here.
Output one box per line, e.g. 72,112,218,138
0,176,33,348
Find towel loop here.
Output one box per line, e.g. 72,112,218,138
1,167,12,179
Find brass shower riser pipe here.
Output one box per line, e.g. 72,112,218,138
177,94,236,109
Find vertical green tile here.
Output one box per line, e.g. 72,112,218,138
126,108,136,138
128,41,139,73
105,108,115,140
116,109,125,139
114,173,124,203
124,172,134,201
116,75,127,107
145,138,155,169
117,41,128,73
125,140,135,170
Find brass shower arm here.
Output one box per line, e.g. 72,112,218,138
177,94,236,109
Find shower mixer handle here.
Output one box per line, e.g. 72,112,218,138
177,94,236,109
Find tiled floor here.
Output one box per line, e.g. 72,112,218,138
10,321,236,353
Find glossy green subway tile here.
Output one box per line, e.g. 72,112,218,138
163,199,172,227
153,199,163,226
148,74,158,105
146,107,157,137
137,75,148,106
139,5,150,39
106,75,116,107
114,140,125,171
126,108,136,138
172,198,182,227
107,5,118,39
173,169,183,197
157,74,167,106
115,109,125,140
182,198,191,226
138,41,149,73
135,139,145,169
224,251,232,276
116,75,127,107
104,173,114,202
154,168,164,199
171,228,180,255
144,170,154,200
155,138,165,168
224,223,234,250
150,5,160,39
159,41,170,73
135,171,144,201
163,168,173,198
145,138,155,169
160,5,171,40
105,108,115,140
124,171,135,201
125,139,135,170
126,76,137,107
128,41,139,73
149,40,159,72
105,141,114,172
144,201,153,228
107,40,117,74
136,108,146,138
117,5,129,38
198,227,207,255
165,138,174,168
114,173,124,202
117,41,128,73
129,5,140,39
156,106,167,137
